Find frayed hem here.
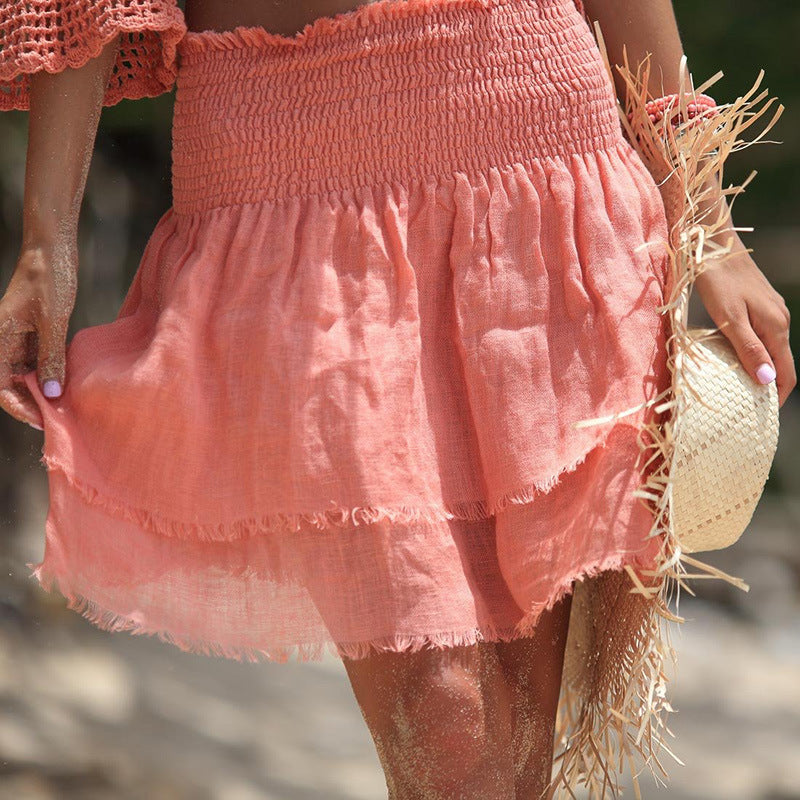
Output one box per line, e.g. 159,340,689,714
38,419,634,543
26,548,652,665
511,549,655,640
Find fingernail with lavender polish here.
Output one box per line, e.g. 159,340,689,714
42,380,62,398
756,363,776,384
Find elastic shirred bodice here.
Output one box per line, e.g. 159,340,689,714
171,0,618,211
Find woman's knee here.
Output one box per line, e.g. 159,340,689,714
343,641,515,794
345,642,495,741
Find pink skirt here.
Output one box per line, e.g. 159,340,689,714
23,0,670,663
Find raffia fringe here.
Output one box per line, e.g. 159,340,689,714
548,23,783,800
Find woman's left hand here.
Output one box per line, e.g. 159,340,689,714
693,231,795,409
656,168,796,410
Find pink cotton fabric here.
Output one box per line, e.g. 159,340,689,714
21,0,671,661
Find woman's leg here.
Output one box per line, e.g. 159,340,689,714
342,639,517,799
493,591,574,799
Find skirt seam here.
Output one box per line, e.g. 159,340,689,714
170,138,632,216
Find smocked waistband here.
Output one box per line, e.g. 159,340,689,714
171,0,622,213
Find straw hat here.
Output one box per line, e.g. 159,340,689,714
547,27,784,799
573,41,783,557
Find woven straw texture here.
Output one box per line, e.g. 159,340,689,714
672,327,779,552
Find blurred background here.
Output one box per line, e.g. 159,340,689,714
1,1,798,798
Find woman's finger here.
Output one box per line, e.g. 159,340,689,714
36,310,69,399
773,335,797,408
0,368,44,430
33,272,75,399
0,383,43,430
0,327,44,429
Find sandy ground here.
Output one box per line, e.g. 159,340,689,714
1,470,799,800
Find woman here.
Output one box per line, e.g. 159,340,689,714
0,0,793,797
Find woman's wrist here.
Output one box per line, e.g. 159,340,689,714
21,213,79,253
15,233,79,286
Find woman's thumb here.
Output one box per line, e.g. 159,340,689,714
37,315,69,399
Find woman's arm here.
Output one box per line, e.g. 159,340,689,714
23,34,120,254
582,0,795,408
0,34,119,427
581,0,688,101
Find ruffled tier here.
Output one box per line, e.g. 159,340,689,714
29,424,662,662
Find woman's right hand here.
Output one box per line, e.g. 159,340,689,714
1,33,120,431
0,244,77,430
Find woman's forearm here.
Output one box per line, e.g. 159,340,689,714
21,34,120,258
583,0,735,245
582,0,690,104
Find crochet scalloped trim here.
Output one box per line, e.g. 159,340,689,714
0,14,184,85
0,0,187,110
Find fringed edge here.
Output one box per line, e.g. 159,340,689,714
27,548,650,665
38,418,629,541
548,27,783,800
511,550,658,642
180,0,496,52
